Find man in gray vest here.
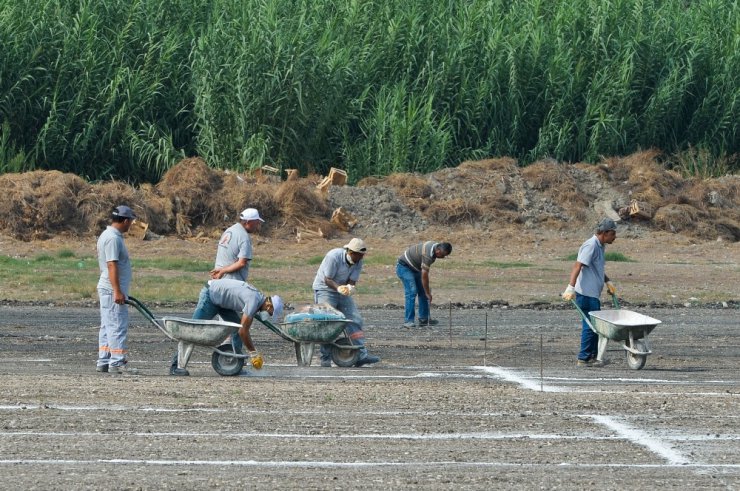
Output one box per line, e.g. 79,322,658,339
396,241,452,328
96,205,137,375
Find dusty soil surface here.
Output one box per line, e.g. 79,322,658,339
0,153,738,488
0,305,738,489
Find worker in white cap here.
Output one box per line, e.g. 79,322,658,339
312,238,380,367
170,279,283,376
209,208,265,355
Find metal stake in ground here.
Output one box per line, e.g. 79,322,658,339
484,312,488,366
448,301,452,343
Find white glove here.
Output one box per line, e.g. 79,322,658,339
606,281,617,296
337,284,355,296
255,311,270,322
562,285,576,301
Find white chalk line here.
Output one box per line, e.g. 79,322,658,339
1,430,737,442
474,366,737,397
1,458,738,469
590,415,691,465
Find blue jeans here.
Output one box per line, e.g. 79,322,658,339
395,262,429,324
171,286,242,367
576,293,601,361
314,289,367,360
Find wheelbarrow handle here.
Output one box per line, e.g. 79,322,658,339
125,295,157,323
610,293,621,309
570,299,597,333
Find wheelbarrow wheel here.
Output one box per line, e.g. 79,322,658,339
212,343,245,376
331,338,360,367
626,340,647,370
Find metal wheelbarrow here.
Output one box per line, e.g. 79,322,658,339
257,308,362,367
127,296,248,376
572,294,662,370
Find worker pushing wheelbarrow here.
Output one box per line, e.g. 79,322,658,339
563,218,661,369
127,280,362,376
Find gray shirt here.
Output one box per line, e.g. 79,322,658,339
96,225,132,294
575,235,606,299
208,279,265,317
312,248,363,292
398,241,438,272
214,223,253,281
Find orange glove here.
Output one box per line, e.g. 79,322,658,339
606,281,617,296
249,351,264,370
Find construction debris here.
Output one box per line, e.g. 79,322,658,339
317,167,347,192
330,207,358,232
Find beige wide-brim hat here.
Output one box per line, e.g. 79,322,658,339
343,238,367,254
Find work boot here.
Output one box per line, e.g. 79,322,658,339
402,321,415,329
96,364,108,373
320,358,332,368
355,353,380,367
418,318,439,327
169,365,190,376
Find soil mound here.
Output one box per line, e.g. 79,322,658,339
0,151,737,242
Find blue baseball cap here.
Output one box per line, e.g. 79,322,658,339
112,205,136,219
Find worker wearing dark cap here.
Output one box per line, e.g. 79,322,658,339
562,218,618,367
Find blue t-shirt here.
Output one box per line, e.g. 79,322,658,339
575,235,606,299
312,248,363,292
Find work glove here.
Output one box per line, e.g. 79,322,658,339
337,284,355,296
249,351,264,370
606,281,617,296
562,285,576,301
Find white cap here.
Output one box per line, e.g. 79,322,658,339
239,208,264,222
343,238,367,254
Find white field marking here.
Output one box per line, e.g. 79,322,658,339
545,376,740,385
0,358,52,362
474,367,738,397
0,430,616,441
590,415,691,465
1,459,738,469
474,366,565,392
3,430,738,442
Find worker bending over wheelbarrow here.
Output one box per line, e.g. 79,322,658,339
170,279,282,376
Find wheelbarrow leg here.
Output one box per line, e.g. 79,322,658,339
177,341,195,369
596,335,609,362
295,342,315,367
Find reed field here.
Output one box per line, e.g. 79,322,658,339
0,0,737,182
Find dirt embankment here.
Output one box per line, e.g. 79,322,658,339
0,150,738,244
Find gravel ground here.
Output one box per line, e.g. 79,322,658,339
0,305,737,490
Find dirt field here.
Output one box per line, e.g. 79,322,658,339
0,303,738,490
0,153,738,489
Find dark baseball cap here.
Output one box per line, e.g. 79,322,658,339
112,205,136,219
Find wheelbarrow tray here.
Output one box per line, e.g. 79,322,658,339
160,316,240,347
588,309,661,341
281,319,350,343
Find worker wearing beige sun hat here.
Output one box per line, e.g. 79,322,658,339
312,238,380,368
